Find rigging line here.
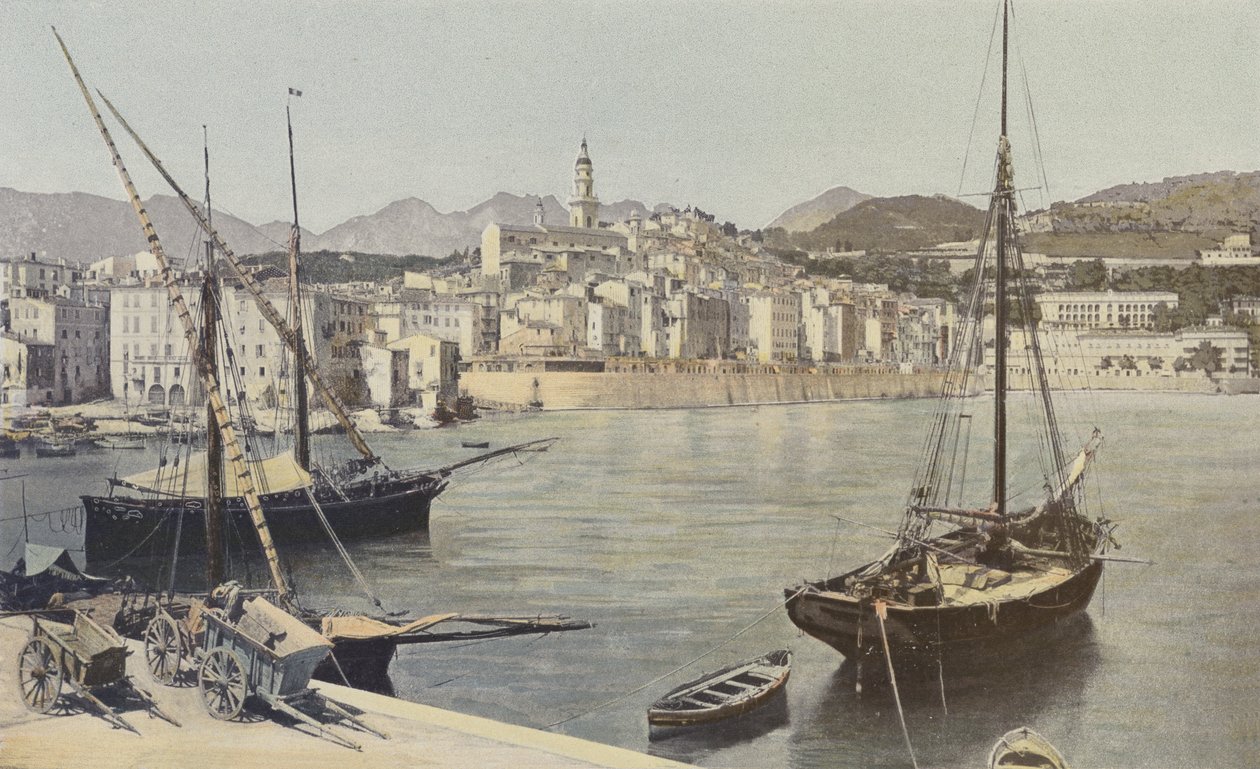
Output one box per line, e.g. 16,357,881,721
1008,0,1051,205
543,587,808,731
303,486,383,609
100,511,177,570
958,0,1004,198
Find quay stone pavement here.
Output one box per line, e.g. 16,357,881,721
0,618,692,769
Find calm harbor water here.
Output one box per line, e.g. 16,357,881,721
2,392,1258,768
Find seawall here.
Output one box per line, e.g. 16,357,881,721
462,368,1253,411
462,370,949,410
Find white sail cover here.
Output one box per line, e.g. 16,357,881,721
120,449,312,497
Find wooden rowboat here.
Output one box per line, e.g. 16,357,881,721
647,649,791,730
988,727,1071,769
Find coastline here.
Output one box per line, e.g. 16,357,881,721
3,370,1255,433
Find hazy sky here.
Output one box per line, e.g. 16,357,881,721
6,1,1258,233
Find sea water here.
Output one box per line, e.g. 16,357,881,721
2,391,1257,768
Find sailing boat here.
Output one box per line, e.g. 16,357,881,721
54,31,587,689
784,1,1118,665
75,104,554,567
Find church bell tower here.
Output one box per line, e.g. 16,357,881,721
568,138,599,229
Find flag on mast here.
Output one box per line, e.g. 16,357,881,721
288,87,302,97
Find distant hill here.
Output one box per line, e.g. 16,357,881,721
0,187,668,262
0,188,277,265
767,186,872,233
779,194,985,253
1037,171,1260,236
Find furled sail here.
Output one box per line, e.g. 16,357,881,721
118,450,312,498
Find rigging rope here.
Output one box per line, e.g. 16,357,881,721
543,587,807,730
958,0,1004,198
302,486,382,609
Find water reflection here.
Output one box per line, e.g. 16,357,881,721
791,615,1100,768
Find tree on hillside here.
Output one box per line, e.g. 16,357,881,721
1188,340,1224,374
1067,259,1108,290
1151,301,1185,332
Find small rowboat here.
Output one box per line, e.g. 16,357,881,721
461,441,490,449
647,649,791,730
988,727,1071,769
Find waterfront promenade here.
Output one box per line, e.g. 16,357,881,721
0,617,691,769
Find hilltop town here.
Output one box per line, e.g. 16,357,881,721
1,142,1258,415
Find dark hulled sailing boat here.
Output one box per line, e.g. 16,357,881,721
55,32,586,689
784,1,1119,664
75,91,553,568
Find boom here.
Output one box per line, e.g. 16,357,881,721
54,27,293,604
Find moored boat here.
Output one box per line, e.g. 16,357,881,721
784,0,1119,668
988,726,1071,769
34,438,77,458
93,435,146,450
647,649,791,731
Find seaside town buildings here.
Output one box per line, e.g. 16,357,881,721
1,148,1255,408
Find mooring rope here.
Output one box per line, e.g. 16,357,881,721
543,586,807,730
303,487,383,609
875,600,919,769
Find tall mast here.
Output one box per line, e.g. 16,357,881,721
95,94,382,468
203,126,225,587
992,0,1010,516
54,28,292,603
286,101,310,470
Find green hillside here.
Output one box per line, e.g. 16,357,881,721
773,195,985,253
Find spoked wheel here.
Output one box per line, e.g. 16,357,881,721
18,637,64,713
143,614,185,685
198,647,247,720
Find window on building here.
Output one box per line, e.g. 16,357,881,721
61,329,67,339
256,345,264,357
259,367,266,377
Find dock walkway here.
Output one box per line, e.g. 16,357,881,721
0,617,691,769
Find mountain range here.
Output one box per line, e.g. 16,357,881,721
2,170,1254,265
0,188,659,265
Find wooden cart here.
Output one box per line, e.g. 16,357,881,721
193,596,386,750
141,600,197,685
16,611,180,732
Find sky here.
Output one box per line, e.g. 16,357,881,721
5,0,1258,234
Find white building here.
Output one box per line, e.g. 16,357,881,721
1199,232,1257,266
1036,290,1179,331
1,253,82,301
746,291,800,362
7,297,109,404
480,140,627,279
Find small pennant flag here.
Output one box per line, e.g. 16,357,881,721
288,87,302,97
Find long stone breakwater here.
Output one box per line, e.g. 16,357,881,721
462,367,950,411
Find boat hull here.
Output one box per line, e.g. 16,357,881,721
785,561,1103,662
81,474,445,566
648,650,792,730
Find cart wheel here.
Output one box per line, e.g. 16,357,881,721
198,647,247,720
144,614,184,685
18,637,63,713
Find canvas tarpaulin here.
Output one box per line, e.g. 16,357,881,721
321,612,459,642
120,449,312,497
